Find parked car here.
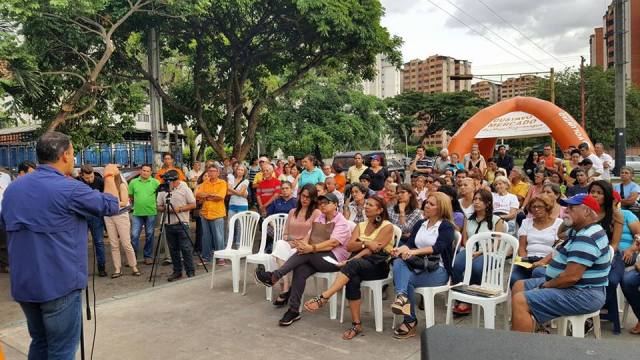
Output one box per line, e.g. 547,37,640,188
332,150,406,183
626,155,640,174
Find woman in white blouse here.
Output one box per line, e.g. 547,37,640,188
492,176,519,233
509,194,563,288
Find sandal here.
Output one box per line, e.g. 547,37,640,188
273,291,290,307
342,322,363,340
390,294,411,316
393,319,417,339
111,272,122,279
303,294,328,312
631,323,640,334
132,269,142,276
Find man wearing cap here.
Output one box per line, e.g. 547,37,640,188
511,194,611,333
578,142,603,180
566,169,590,197
298,155,325,188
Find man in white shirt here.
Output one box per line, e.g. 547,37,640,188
186,161,203,189
594,143,614,181
578,142,603,180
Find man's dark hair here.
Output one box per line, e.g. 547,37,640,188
578,142,589,150
18,160,37,173
570,149,580,156
498,145,506,151
141,164,153,170
304,154,315,163
354,152,363,159
165,169,179,179
163,152,175,160
455,169,468,177
80,164,94,174
416,145,425,151
36,131,71,164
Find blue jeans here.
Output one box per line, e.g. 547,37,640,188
605,250,626,332
621,268,640,321
131,215,157,260
451,249,484,285
19,290,82,360
201,217,225,262
392,258,449,322
87,216,105,267
228,206,248,248
510,265,547,288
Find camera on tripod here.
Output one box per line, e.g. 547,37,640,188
157,171,179,193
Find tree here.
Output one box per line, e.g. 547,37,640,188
384,91,489,144
116,0,401,160
536,66,640,146
259,71,386,159
0,0,152,145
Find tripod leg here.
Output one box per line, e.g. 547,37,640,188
148,211,167,285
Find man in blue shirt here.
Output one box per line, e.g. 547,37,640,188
297,155,325,187
511,194,610,333
1,132,120,359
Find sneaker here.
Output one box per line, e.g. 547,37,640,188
162,258,172,266
143,259,154,265
278,309,301,326
186,272,195,278
167,273,183,282
216,259,226,266
98,265,108,277
254,269,276,287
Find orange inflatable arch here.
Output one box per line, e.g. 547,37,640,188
447,96,593,160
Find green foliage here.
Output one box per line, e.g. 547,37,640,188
260,71,386,159
536,66,640,146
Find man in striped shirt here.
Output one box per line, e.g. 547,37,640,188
511,194,610,332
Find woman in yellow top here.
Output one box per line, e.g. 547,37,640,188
303,196,394,340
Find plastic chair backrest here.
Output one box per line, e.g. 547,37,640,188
463,232,519,292
259,213,288,254
227,211,260,251
392,225,402,248
451,231,462,266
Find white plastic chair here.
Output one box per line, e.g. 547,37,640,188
393,231,463,329
556,245,613,338
210,211,260,293
242,213,288,301
339,224,402,332
445,232,519,329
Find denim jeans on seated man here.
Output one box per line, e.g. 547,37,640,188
509,265,547,288
131,215,156,260
87,215,106,268
451,248,483,285
19,289,82,360
201,217,225,262
393,258,449,322
165,223,195,276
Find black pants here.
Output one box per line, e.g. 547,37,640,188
0,228,7,268
165,223,195,275
274,252,340,311
340,255,390,301
193,215,202,253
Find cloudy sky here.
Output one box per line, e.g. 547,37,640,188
380,0,611,79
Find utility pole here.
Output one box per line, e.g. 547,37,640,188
550,67,556,154
580,56,586,129
147,27,167,172
613,0,626,175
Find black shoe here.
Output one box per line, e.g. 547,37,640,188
278,309,301,326
273,291,290,307
167,273,183,282
98,265,107,277
186,272,195,278
255,269,275,287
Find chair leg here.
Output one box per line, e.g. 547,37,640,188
503,301,510,331
266,284,272,302
482,305,496,329
424,291,436,328
209,261,216,289
571,319,585,338
593,315,602,339
445,295,455,325
231,258,240,293
372,284,384,332
558,318,568,336
472,304,480,328
622,301,630,328
328,279,337,320
242,261,249,296
340,289,346,324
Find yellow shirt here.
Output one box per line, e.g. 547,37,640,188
358,220,394,253
347,165,368,184
510,181,530,202
196,179,228,220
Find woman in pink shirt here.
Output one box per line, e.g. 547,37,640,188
271,184,321,306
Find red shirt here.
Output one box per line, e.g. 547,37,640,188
257,177,281,205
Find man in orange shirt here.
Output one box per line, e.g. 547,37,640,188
195,166,227,265
155,153,186,183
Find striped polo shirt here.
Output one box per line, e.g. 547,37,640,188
545,223,610,288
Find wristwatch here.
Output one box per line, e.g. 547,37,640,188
361,242,366,249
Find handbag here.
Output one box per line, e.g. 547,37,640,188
309,222,335,245
404,254,440,273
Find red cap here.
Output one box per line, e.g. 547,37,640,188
560,193,601,213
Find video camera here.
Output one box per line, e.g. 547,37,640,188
157,170,179,193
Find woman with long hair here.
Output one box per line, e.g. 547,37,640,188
438,185,465,230
523,151,539,182
387,183,423,242
303,196,394,340
451,189,506,315
390,192,457,339
521,170,547,211
270,184,322,306
493,176,519,233
465,147,486,175
104,175,140,278
227,165,250,246
587,180,624,333
540,183,566,219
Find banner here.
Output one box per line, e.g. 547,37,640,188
475,111,551,139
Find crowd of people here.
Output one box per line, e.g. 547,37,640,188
2,133,640,358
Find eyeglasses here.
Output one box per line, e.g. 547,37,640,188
530,205,545,210
426,180,434,184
